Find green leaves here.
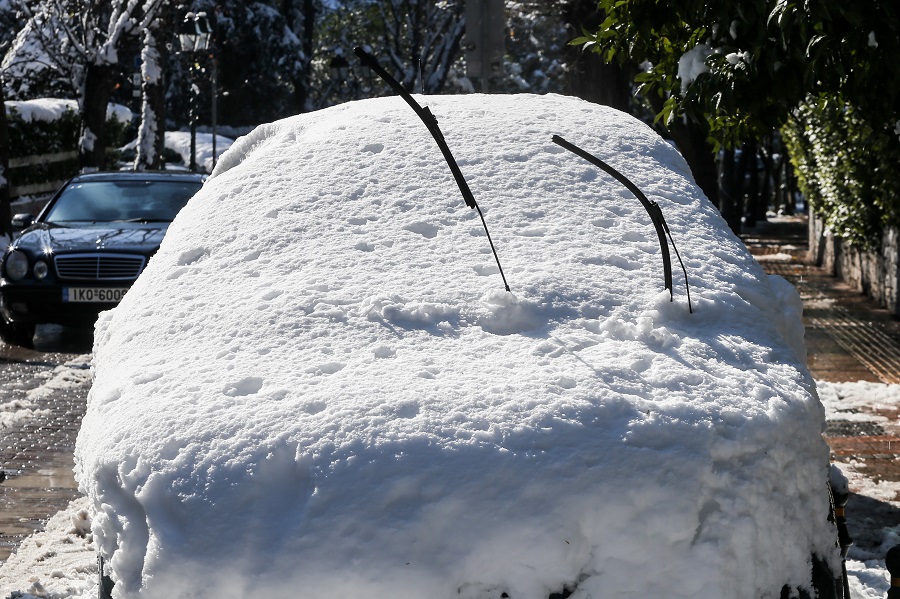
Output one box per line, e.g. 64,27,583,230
784,98,900,248
574,0,899,148
573,0,900,246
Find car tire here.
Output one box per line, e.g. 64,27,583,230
98,554,114,599
0,320,36,348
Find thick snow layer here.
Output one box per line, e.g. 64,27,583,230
7,379,897,599
75,94,836,598
4,98,131,124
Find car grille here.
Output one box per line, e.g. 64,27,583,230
54,253,147,281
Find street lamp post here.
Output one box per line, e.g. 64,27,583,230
179,12,211,172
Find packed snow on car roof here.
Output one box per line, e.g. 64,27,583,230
76,93,837,598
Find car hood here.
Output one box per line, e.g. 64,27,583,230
13,222,169,254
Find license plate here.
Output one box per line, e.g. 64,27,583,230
63,287,128,303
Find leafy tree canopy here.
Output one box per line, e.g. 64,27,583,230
576,0,900,147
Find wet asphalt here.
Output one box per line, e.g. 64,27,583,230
0,325,92,560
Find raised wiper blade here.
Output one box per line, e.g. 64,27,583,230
552,135,693,314
354,46,509,292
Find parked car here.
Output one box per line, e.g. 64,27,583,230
0,171,204,347
78,94,842,598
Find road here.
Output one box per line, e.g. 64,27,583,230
0,324,93,560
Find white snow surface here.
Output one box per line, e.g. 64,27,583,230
0,357,90,430
163,131,234,173
75,94,836,598
122,131,235,174
4,98,131,124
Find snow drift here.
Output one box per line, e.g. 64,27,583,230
75,94,837,598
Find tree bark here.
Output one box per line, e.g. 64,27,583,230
135,26,167,170
719,147,742,233
283,0,316,113
79,62,114,170
564,0,632,112
742,141,760,228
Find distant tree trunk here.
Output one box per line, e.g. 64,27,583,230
300,0,316,110
743,141,761,228
135,26,167,170
80,62,114,170
0,77,11,237
409,0,424,92
283,0,316,113
719,147,741,233
666,119,721,210
564,0,632,112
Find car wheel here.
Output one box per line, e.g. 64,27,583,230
0,320,36,348
98,554,114,599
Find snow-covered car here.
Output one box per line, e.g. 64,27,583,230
0,171,204,347
76,93,842,598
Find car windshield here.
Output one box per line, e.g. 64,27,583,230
43,180,201,224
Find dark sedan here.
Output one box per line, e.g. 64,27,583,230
0,171,204,347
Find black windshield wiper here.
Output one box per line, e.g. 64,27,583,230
552,135,693,313
116,218,171,223
354,46,510,292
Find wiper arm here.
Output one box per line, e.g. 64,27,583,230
116,218,171,223
354,46,510,292
552,135,693,313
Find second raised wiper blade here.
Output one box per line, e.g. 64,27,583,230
552,135,693,313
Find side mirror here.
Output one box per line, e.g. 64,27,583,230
11,213,35,229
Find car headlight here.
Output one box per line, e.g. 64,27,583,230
4,250,28,281
33,260,49,280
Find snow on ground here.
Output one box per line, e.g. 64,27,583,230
162,131,233,174
754,251,795,263
0,357,91,430
121,132,235,174
1,94,896,598
0,496,97,598
818,381,900,529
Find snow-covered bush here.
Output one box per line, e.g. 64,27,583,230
5,99,132,189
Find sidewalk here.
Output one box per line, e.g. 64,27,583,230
742,214,900,557
744,216,900,384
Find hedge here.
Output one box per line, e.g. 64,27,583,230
783,97,900,250
5,99,132,193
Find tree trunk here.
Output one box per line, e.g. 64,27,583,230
0,77,11,238
135,27,167,170
743,141,760,228
665,119,721,210
80,62,114,170
564,0,632,112
283,0,316,113
719,147,742,234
